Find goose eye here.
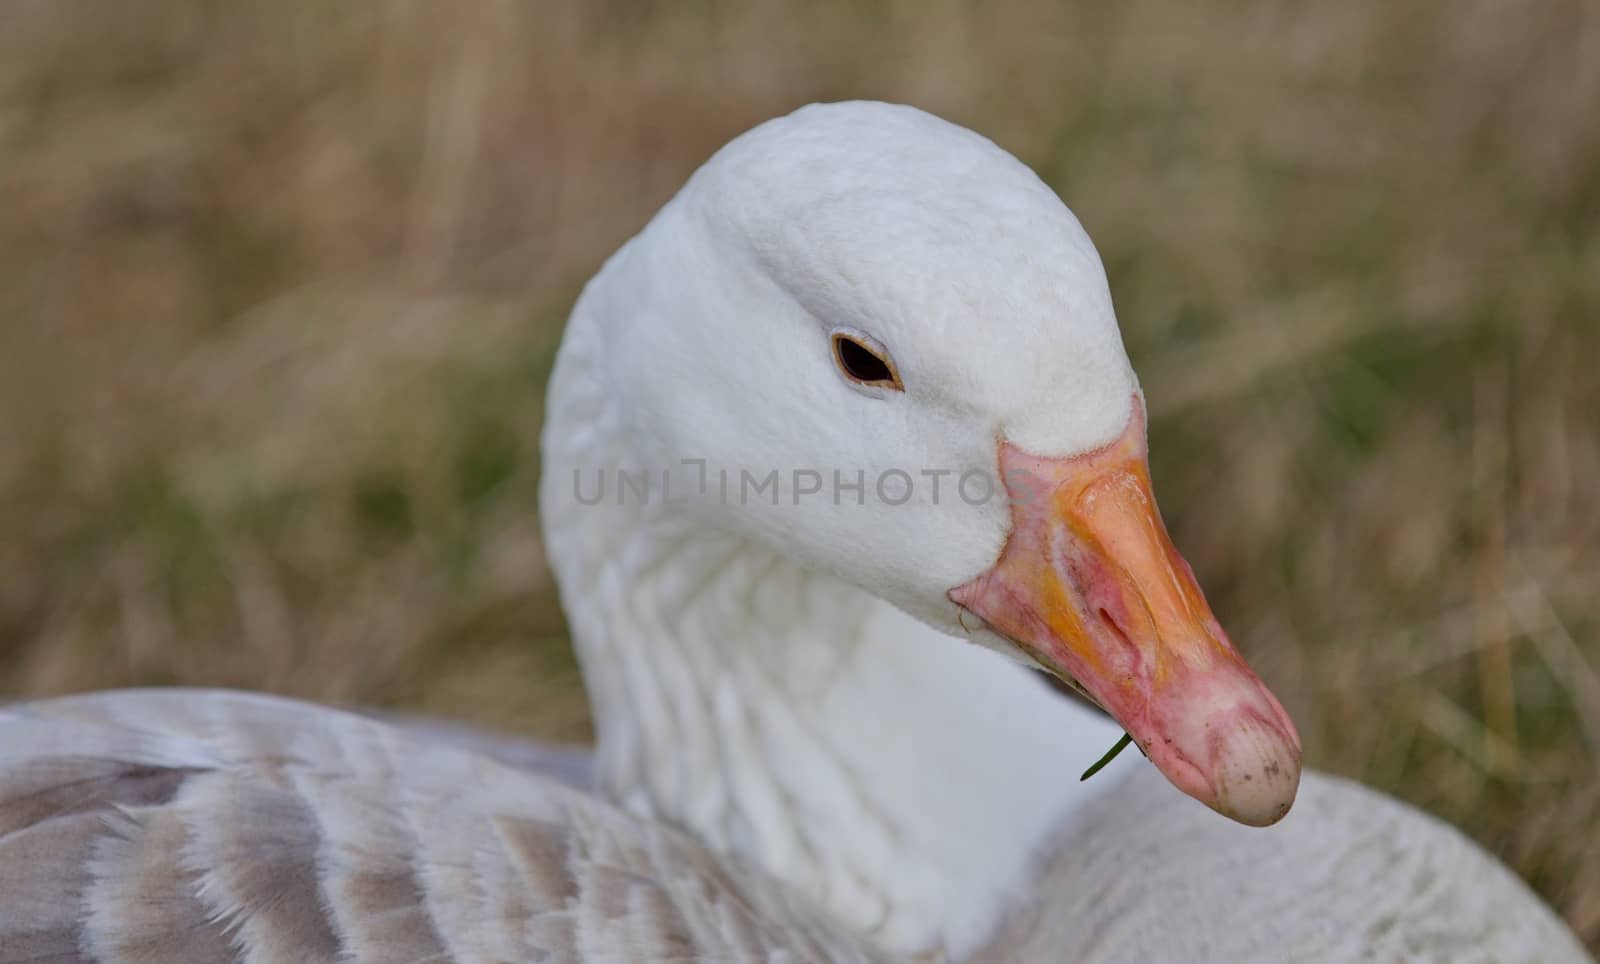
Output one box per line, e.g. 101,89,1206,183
830,332,904,392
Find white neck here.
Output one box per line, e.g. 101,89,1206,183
538,248,1137,958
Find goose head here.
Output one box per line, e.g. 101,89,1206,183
586,101,1300,827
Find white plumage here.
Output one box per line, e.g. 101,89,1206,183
0,102,1587,963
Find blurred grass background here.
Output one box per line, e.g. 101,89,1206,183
1,0,1596,947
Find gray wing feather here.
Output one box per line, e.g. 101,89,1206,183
360,711,594,791
0,690,887,964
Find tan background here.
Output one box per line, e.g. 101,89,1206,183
2,0,1596,948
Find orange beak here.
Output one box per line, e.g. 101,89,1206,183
951,396,1301,826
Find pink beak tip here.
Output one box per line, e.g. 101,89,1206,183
1206,713,1302,826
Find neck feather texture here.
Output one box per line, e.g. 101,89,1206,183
538,250,1138,958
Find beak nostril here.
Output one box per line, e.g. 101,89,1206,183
1096,607,1136,655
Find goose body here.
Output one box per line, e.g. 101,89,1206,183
0,102,1587,963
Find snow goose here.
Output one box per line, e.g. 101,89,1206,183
0,101,1587,963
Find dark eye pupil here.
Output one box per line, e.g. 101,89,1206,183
836,337,894,384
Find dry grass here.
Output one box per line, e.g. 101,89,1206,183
1,0,1597,947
